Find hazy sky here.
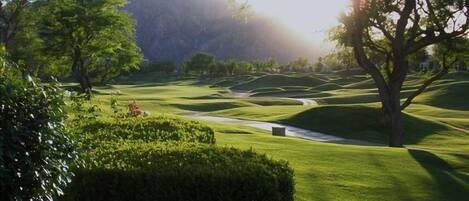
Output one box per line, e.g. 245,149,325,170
247,0,350,52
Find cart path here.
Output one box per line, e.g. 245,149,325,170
184,113,381,146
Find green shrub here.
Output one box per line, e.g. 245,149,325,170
0,75,77,200
61,143,294,201
70,116,215,151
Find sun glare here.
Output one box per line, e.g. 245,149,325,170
247,0,350,51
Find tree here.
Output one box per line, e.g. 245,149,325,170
224,59,238,76
265,57,280,72
143,60,177,74
235,60,253,75
40,0,142,97
183,52,215,76
335,47,359,71
252,59,268,73
0,0,54,77
0,0,30,48
408,48,430,71
432,37,469,72
314,57,325,72
287,57,310,72
336,0,469,147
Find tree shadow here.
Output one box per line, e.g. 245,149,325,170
280,105,448,145
409,149,469,201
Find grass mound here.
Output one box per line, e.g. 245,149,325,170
212,80,239,87
232,74,326,91
250,87,285,93
244,98,303,106
62,143,294,201
415,81,469,110
318,93,381,104
281,105,468,151
313,83,343,91
333,69,367,77
251,90,314,97
171,101,255,112
344,79,376,89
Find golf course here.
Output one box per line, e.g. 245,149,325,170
89,71,469,201
2,0,469,200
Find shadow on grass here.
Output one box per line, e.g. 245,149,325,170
171,102,250,112
281,105,448,145
409,149,469,201
183,94,224,100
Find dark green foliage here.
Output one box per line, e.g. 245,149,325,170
0,75,77,200
70,116,216,152
183,52,216,75
60,143,294,201
40,0,142,92
142,60,177,74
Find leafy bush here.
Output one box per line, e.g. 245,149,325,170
70,116,215,152
61,143,294,201
0,75,77,200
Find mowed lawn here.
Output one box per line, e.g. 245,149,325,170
211,123,469,201
91,77,469,201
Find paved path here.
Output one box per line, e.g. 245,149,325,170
289,98,318,106
203,89,379,146
184,113,381,146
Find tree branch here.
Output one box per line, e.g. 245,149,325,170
400,48,457,111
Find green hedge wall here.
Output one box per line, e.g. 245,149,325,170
70,116,215,151
61,143,294,201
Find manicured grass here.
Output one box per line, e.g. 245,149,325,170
213,104,469,153
232,74,326,91
88,72,469,201
210,123,469,201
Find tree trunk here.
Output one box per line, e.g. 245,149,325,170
72,48,92,99
378,89,405,147
388,103,404,147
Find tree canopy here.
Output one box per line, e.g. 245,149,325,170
40,0,142,95
335,0,469,147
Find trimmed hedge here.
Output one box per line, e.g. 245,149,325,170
61,143,294,201
70,116,215,151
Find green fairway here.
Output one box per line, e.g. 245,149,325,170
211,124,469,201
90,72,469,201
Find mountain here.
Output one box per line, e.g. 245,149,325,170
126,0,318,64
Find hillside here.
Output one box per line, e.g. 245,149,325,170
126,0,317,63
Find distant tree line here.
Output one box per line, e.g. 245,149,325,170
179,52,320,77
316,41,469,73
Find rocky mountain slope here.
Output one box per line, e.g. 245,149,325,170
126,0,317,63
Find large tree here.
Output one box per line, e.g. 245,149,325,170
0,0,29,48
182,52,216,76
40,0,142,96
336,0,469,147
